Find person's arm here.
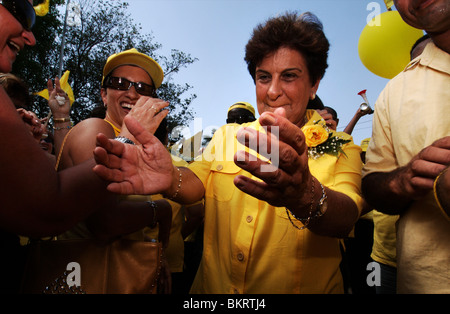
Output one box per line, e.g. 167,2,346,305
343,108,368,135
362,136,450,215
46,77,72,156
0,87,114,237
181,201,205,240
233,109,360,238
87,198,173,247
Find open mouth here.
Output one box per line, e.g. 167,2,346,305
8,41,21,54
121,103,134,113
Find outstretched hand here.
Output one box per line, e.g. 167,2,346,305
233,108,313,215
93,114,174,195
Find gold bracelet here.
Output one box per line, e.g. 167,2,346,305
53,117,71,123
433,168,448,214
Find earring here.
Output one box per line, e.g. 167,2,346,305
311,94,316,100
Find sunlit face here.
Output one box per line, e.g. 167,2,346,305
101,65,152,128
0,0,36,72
394,0,450,33
255,47,319,127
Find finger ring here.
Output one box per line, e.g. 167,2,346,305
150,106,157,111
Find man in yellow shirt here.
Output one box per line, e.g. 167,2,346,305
362,0,450,293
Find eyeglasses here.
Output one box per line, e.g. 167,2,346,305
0,0,36,31
226,115,256,124
104,76,155,97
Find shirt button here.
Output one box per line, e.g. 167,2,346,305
246,215,253,223
237,252,244,261
216,164,223,171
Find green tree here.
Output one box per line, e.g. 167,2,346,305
13,0,197,131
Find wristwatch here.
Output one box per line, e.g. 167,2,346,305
114,136,136,145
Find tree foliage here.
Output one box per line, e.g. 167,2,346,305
13,0,197,132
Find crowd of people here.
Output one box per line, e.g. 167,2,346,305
0,0,448,294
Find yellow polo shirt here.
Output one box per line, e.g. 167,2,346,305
189,110,363,294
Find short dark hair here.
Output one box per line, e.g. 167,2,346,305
323,106,338,121
244,11,329,85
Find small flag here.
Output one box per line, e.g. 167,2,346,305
36,70,75,106
384,0,394,10
34,0,50,17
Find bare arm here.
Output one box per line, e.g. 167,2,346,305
181,202,205,239
344,108,369,135
1,87,110,237
362,137,450,215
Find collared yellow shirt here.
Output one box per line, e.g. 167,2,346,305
189,110,363,294
363,42,450,293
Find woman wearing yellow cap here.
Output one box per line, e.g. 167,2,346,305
94,12,364,294
53,49,172,249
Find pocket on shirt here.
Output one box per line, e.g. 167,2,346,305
206,161,241,202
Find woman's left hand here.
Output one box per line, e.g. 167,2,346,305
233,108,313,217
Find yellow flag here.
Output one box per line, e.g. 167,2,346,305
36,70,75,106
384,0,394,10
34,0,50,17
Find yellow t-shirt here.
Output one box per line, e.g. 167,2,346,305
188,110,364,294
371,210,398,267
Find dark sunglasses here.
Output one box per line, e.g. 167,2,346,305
104,76,155,97
226,115,256,124
1,0,36,31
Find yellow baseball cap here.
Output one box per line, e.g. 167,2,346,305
360,138,371,152
102,48,164,88
228,102,256,116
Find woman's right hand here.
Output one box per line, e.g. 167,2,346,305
122,97,169,140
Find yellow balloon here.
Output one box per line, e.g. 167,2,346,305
358,10,424,79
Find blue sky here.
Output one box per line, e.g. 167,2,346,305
126,0,415,146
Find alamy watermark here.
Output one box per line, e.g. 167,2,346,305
367,2,382,26
170,118,280,173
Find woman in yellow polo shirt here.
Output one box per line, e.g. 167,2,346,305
94,11,364,294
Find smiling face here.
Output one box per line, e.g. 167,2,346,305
0,0,36,73
394,0,450,34
255,47,320,128
101,65,152,128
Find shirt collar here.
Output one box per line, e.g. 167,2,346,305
404,41,450,75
